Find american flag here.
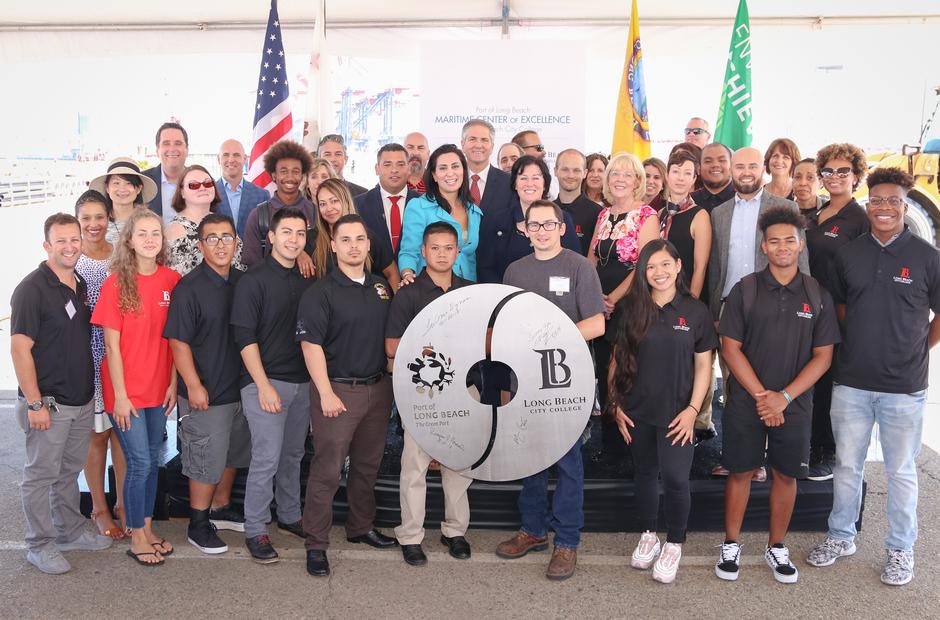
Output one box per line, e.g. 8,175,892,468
248,0,292,190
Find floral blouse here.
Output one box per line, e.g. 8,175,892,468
591,204,658,265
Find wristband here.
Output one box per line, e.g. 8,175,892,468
781,390,792,405
688,404,699,414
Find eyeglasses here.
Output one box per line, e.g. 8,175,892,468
820,167,852,179
868,196,904,208
684,128,708,136
522,143,545,153
525,220,562,232
201,233,236,246
187,180,214,190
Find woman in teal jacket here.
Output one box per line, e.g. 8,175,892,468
398,144,483,282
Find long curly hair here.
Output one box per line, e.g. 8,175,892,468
110,209,167,314
608,239,688,411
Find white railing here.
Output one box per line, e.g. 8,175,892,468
0,177,86,208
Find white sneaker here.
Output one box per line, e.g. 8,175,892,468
765,544,799,584
653,542,682,584
630,531,661,570
881,549,914,586
806,536,856,567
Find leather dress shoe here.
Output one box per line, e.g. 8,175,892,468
347,529,398,548
401,544,427,566
440,535,471,560
306,549,330,577
277,520,305,539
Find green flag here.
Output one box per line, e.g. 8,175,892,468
715,0,753,149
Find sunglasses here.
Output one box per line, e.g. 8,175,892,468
820,167,852,179
187,180,214,190
523,143,545,152
684,128,708,136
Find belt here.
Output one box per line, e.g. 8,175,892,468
330,372,385,386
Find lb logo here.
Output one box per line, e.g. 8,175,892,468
894,267,912,285
673,316,690,332
393,284,594,481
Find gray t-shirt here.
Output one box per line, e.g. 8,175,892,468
503,248,606,324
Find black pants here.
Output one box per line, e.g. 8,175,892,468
630,419,695,543
810,368,835,452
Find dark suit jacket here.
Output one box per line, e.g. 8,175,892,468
215,178,270,238
354,185,420,258
142,165,164,216
478,165,512,215
344,179,369,198
707,190,811,319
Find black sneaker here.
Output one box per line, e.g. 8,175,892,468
715,541,741,581
765,543,799,584
188,520,228,555
806,460,833,481
246,534,279,564
209,504,245,532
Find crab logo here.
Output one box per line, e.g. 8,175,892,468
407,346,455,398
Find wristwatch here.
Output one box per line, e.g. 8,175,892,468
27,401,44,411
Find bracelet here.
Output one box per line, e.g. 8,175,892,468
688,404,699,414
781,390,792,404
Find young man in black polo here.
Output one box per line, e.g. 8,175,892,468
165,214,251,554
807,168,940,586
715,206,839,584
495,200,606,581
231,206,315,563
11,213,113,574
386,221,474,566
297,214,397,577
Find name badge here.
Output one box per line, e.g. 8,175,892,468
549,276,570,296
65,300,76,319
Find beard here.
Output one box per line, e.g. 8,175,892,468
703,176,730,191
408,157,424,176
733,178,762,195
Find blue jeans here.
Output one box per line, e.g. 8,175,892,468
109,406,167,529
828,384,925,551
518,439,584,549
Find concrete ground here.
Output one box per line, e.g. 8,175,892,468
0,401,938,619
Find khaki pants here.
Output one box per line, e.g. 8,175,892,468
395,430,472,545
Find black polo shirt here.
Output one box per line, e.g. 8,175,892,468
231,254,313,388
691,183,735,213
296,268,392,379
10,262,93,406
621,294,718,427
163,261,243,404
805,199,869,293
719,268,840,417
555,194,602,256
386,270,472,339
830,230,940,393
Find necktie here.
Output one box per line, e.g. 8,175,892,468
470,174,482,206
389,195,402,252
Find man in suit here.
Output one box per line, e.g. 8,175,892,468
354,143,419,259
216,139,270,238
708,147,810,319
318,134,368,197
461,119,511,215
143,122,189,226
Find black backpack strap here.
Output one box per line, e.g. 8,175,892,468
802,273,824,317
257,201,271,256
740,272,759,321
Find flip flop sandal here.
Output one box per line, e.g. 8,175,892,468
126,549,164,566
91,511,126,540
152,539,174,556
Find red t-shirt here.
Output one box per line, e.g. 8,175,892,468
91,265,181,411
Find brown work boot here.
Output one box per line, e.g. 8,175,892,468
546,546,577,581
495,531,549,559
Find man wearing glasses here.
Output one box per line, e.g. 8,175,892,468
808,168,940,587
165,213,251,555
511,130,547,160
317,134,368,197
683,117,711,149
495,200,606,581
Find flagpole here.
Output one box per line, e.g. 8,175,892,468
302,0,328,151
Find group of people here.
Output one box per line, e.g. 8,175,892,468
12,116,937,589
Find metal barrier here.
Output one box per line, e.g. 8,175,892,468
0,177,85,208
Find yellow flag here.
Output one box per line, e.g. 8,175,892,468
611,0,651,159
